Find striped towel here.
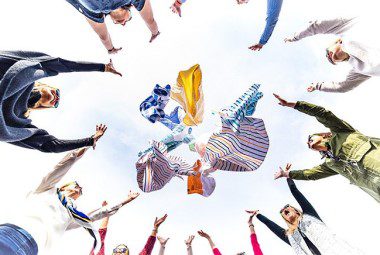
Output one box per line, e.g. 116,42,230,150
203,84,269,172
136,141,195,192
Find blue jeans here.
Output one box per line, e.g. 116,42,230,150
0,224,38,255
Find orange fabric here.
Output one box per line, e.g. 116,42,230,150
187,160,203,195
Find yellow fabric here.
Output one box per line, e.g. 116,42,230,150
171,64,204,126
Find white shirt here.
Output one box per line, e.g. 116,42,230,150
291,17,380,92
12,149,121,254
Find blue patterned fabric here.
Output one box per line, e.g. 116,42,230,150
140,84,183,130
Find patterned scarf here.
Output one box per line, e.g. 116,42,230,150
57,189,101,253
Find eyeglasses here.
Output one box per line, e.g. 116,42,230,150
280,204,290,214
54,89,60,108
325,49,336,65
307,135,313,148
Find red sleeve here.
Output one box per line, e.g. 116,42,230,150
251,233,263,255
139,235,156,255
89,228,107,255
213,248,222,255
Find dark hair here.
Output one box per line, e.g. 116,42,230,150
121,4,132,10
28,90,42,108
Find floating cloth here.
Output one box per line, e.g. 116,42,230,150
202,84,269,172
138,124,194,157
136,141,195,193
140,84,182,130
187,160,216,197
171,64,204,126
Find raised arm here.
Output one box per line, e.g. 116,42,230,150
259,0,283,45
34,148,88,193
273,94,355,133
88,191,140,222
139,214,168,255
294,101,355,133
256,214,290,245
139,0,160,43
157,236,169,255
285,17,356,42
275,163,338,181
85,17,122,53
246,211,263,255
286,179,321,220
185,235,195,255
308,70,371,93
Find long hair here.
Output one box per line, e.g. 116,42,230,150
281,205,303,235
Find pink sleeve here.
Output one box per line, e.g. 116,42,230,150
139,235,156,255
213,248,222,255
89,228,107,255
251,233,263,255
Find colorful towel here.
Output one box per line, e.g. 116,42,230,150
140,84,182,130
136,141,195,193
187,160,216,197
202,84,269,172
171,64,204,126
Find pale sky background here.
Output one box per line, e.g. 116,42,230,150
1,0,380,254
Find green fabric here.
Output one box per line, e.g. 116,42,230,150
289,101,380,202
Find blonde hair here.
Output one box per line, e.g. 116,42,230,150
24,82,57,117
281,206,303,235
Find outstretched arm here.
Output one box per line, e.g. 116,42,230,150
140,214,168,255
273,94,355,133
139,0,160,42
246,211,263,255
35,148,88,193
185,235,195,255
287,179,321,220
275,163,338,181
256,214,290,245
85,17,121,53
308,70,371,93
259,0,284,45
157,236,169,255
285,17,356,42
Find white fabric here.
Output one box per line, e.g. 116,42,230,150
289,214,365,255
11,149,120,254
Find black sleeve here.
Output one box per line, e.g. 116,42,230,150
42,58,105,74
287,179,321,221
257,214,290,245
39,137,94,153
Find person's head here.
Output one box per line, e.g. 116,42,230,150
325,39,349,65
28,82,60,109
280,204,302,235
307,132,332,152
112,244,129,255
58,181,83,200
109,5,132,26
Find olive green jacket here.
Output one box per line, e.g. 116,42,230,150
289,101,380,202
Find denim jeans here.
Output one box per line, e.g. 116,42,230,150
0,224,38,255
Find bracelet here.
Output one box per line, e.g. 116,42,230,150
107,47,115,53
176,0,182,5
249,224,254,228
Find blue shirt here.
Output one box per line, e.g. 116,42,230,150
259,0,283,45
66,0,145,23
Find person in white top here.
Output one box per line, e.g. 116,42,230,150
285,17,380,93
0,146,140,255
